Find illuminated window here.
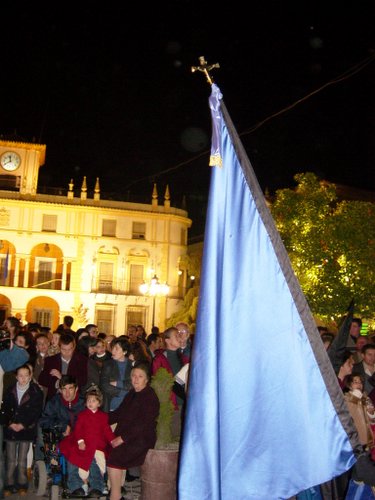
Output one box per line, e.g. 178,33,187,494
42,214,57,232
126,306,145,330
129,264,144,294
98,262,113,293
34,258,56,289
132,222,146,240
0,254,9,285
96,307,114,334
34,309,52,328
102,219,116,237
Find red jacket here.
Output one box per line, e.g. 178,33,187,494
59,408,115,471
151,349,188,409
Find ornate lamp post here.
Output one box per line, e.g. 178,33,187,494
139,274,169,328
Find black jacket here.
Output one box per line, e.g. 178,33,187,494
39,391,85,434
3,381,44,441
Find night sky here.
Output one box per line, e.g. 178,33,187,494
1,2,375,236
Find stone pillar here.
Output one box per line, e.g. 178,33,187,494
23,257,30,288
14,256,20,287
62,258,68,291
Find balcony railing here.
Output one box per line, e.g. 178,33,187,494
91,278,144,296
0,275,187,299
90,278,183,298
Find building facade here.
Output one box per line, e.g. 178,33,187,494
0,140,192,334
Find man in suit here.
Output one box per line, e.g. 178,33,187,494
175,321,192,360
352,343,375,396
146,333,163,359
33,333,51,382
38,333,88,401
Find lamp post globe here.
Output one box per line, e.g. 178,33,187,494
139,274,169,328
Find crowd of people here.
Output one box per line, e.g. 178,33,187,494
334,319,375,455
301,317,375,499
0,315,193,499
4,311,373,499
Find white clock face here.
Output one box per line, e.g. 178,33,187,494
1,151,21,171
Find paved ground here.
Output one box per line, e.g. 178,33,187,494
2,478,142,499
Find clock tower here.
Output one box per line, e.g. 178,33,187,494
0,139,46,195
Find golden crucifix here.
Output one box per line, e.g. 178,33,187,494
191,56,220,85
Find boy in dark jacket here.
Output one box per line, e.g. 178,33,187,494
0,335,29,498
3,364,43,496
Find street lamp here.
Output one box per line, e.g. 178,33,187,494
139,274,169,328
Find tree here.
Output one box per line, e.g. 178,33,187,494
167,172,375,329
270,172,375,325
165,249,201,331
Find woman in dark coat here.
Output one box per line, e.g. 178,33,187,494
107,362,159,500
99,337,133,413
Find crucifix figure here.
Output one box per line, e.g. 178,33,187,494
191,56,220,85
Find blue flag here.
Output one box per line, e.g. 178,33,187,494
178,84,359,500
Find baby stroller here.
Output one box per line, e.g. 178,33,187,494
33,426,68,500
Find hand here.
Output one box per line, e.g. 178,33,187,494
78,441,86,450
63,425,71,437
111,436,124,448
50,369,62,379
9,423,24,432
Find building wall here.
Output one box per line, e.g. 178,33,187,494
0,189,192,335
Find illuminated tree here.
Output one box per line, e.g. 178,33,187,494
166,251,201,331
167,172,375,329
271,172,375,324
71,303,89,327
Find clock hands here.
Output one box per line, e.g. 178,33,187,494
1,152,21,171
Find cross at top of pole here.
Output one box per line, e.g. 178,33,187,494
191,56,220,85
